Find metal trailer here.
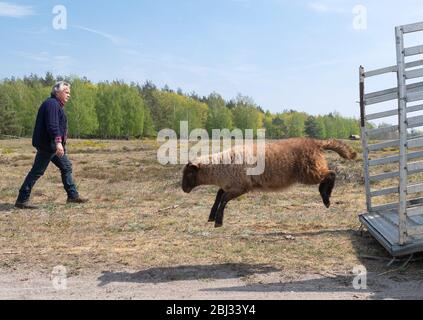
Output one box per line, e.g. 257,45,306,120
359,21,423,257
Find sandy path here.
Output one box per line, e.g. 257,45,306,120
1,268,422,300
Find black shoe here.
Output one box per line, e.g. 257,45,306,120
67,197,89,204
15,201,38,210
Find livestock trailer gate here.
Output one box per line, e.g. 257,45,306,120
359,21,423,257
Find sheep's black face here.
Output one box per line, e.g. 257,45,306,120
182,163,199,193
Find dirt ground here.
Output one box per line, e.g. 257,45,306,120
1,265,423,300
1,138,423,300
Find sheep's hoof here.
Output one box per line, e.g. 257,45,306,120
208,218,215,222
324,200,331,208
214,222,223,228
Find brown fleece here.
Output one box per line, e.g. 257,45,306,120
181,138,357,227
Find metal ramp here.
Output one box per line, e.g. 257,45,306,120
359,21,423,256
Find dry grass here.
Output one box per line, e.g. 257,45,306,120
0,138,420,276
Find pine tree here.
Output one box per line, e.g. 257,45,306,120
305,116,323,138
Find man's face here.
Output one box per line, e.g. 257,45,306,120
57,87,71,105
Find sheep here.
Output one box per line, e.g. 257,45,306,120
182,138,357,228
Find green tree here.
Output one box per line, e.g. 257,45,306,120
0,87,19,136
140,80,159,133
66,78,98,138
263,112,287,139
142,106,156,137
231,94,263,136
305,116,324,138
96,83,123,138
205,92,233,134
283,111,306,137
323,113,337,138
120,84,145,137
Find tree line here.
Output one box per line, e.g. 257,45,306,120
0,72,361,140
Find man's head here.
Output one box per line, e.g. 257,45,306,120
51,81,71,105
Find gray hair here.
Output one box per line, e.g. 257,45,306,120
51,81,70,96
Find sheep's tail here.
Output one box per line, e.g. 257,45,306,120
316,139,357,160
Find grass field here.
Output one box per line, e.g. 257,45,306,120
1,138,422,279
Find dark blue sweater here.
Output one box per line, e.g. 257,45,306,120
32,95,68,152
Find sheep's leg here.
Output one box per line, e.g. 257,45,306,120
214,191,245,228
319,171,336,208
208,189,224,222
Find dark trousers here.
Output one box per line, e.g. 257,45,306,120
17,149,79,203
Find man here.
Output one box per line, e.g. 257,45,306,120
15,81,88,209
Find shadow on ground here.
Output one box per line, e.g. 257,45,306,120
197,229,423,299
97,263,280,287
198,272,423,299
0,203,14,212
257,228,354,238
96,227,423,299
199,274,366,293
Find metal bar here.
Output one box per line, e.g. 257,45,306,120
408,163,423,175
406,103,423,115
408,135,423,147
371,202,398,212
365,109,398,121
369,150,423,166
364,87,397,100
364,65,397,78
360,66,366,128
405,59,423,69
360,66,372,212
407,90,423,103
407,161,423,176
370,186,398,197
404,45,423,57
368,140,399,151
367,135,422,151
370,171,399,182
405,150,423,160
396,26,408,245
365,81,423,102
362,60,423,78
408,160,423,171
366,125,398,138
371,197,423,213
371,186,423,198
408,205,423,217
408,81,423,92
405,68,423,80
407,225,423,236
369,154,399,167
369,160,423,182
402,22,423,34
409,137,423,148
407,115,423,128
407,211,423,225
365,92,398,105
407,183,423,194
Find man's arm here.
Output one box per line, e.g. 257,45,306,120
44,102,64,157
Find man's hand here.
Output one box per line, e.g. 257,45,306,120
56,142,65,158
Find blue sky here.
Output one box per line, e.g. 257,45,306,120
1,0,423,118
